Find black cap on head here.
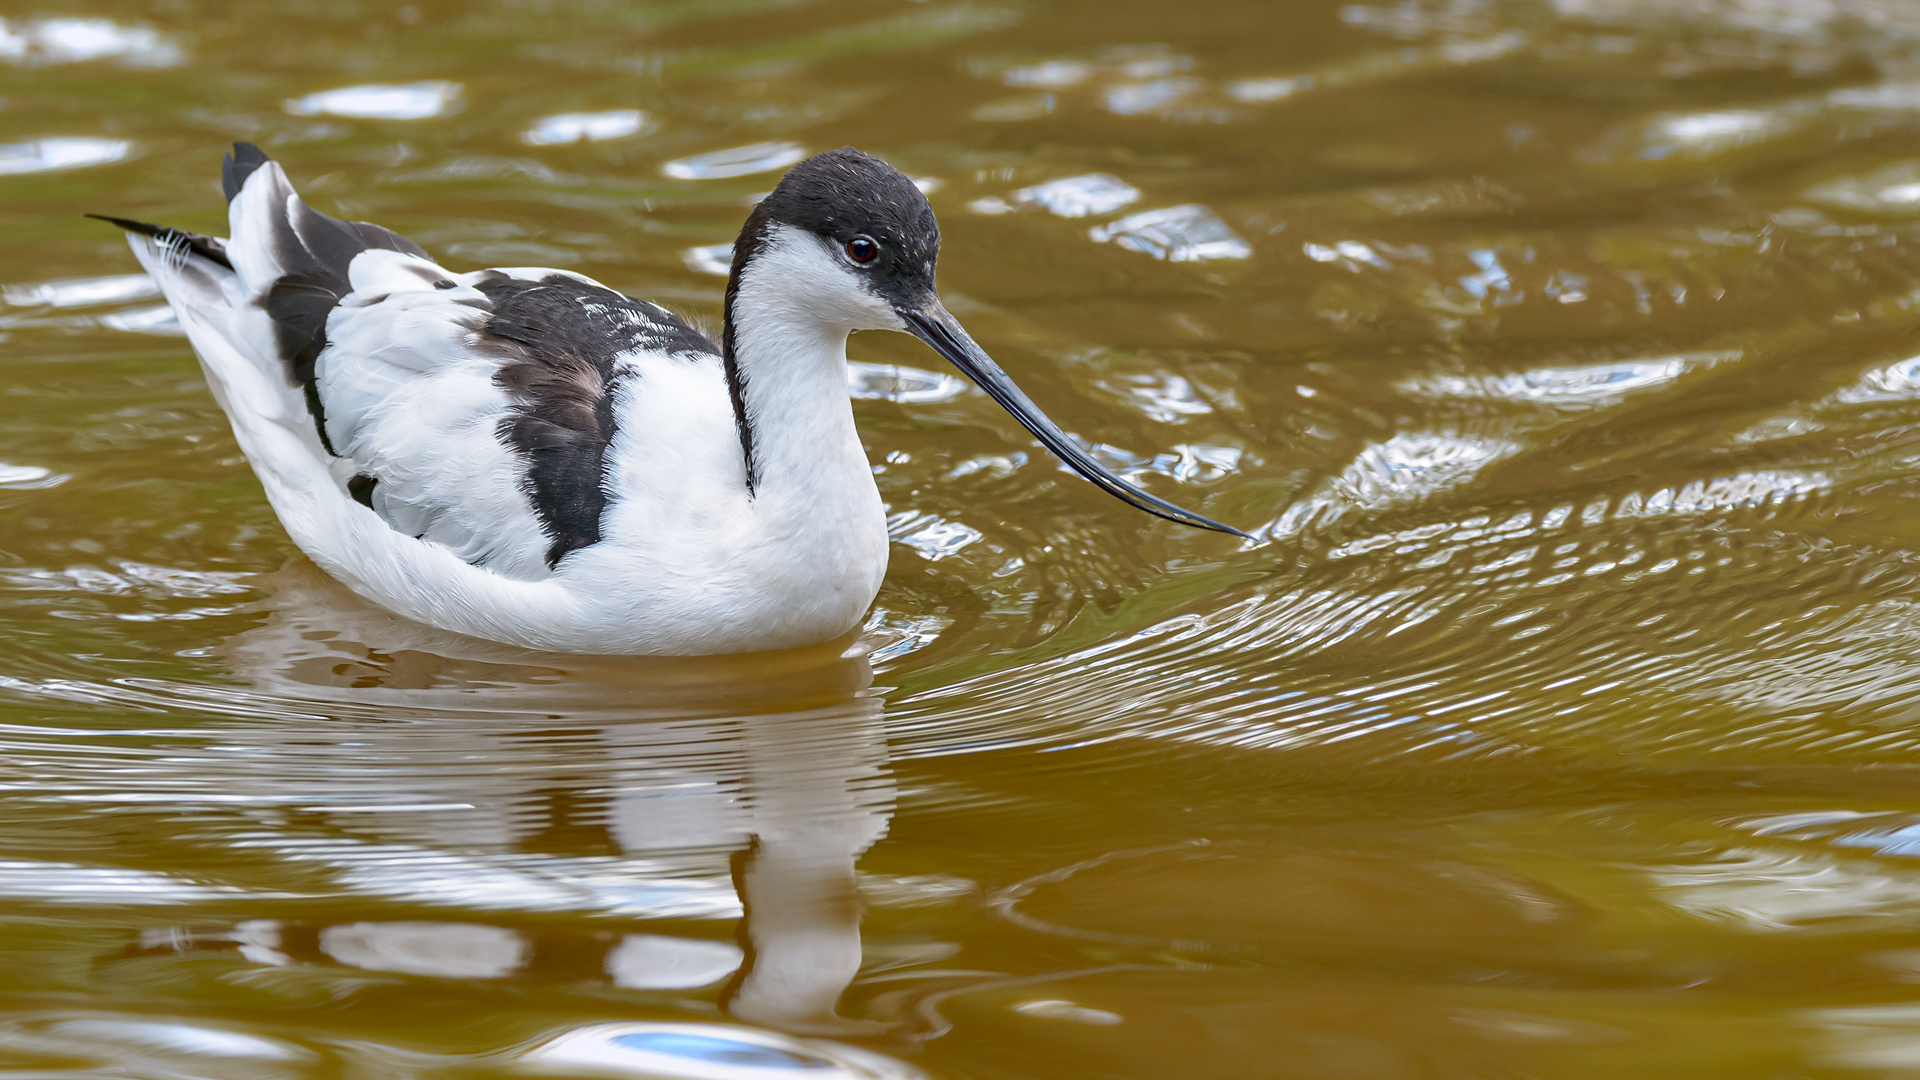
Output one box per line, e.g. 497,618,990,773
729,147,940,312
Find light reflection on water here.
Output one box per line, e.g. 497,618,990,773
15,0,1920,1075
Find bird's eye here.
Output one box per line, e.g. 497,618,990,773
846,236,879,264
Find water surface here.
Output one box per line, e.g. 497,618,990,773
7,0,1920,1076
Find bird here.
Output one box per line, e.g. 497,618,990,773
92,142,1245,655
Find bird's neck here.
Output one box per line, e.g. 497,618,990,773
722,249,870,507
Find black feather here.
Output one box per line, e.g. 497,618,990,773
476,272,717,568
83,214,233,270
347,473,379,509
222,141,269,204
233,145,431,455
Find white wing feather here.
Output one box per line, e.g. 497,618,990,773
321,250,553,579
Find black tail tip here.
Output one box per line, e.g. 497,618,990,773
84,212,159,235
221,141,270,204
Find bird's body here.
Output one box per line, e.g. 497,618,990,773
107,144,1239,655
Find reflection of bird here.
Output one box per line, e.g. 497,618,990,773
94,143,1243,655
136,560,906,1043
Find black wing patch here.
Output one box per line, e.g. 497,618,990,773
475,273,718,569
232,142,435,456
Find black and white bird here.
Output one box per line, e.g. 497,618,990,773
96,143,1244,655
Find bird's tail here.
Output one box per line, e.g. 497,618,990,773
84,213,231,269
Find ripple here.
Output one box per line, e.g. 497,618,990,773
1397,352,1732,408
888,510,984,560
1833,353,1920,403
1648,849,1920,931
1340,432,1516,498
0,1015,311,1076
0,562,251,598
862,609,953,663
284,81,463,120
0,137,133,175
848,361,969,403
0,17,183,67
662,141,807,180
0,859,259,904
1098,371,1214,421
522,108,652,146
1089,205,1250,262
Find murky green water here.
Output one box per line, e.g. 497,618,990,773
10,0,1920,1075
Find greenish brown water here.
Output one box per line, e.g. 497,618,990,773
10,0,1920,1076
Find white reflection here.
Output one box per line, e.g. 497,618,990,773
1333,432,1520,508
846,361,968,403
1089,205,1251,261
3,273,157,308
1012,999,1123,1025
0,137,133,175
1002,60,1094,89
99,303,182,335
1649,848,1920,930
0,17,183,67
0,860,249,903
1098,372,1214,422
284,81,463,120
523,109,651,146
683,243,735,276
49,1019,304,1060
0,1016,311,1079
320,921,527,978
1807,160,1920,215
1102,77,1201,116
1227,76,1311,102
523,1022,922,1079
140,560,920,1039
608,934,744,989
860,609,952,664
663,142,807,180
1808,1003,1920,1071
887,510,983,561
1656,110,1771,146
0,464,64,490
1832,353,1920,403
1011,173,1140,218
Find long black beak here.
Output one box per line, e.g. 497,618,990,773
901,303,1249,539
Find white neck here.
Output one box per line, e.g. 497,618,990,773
726,225,895,511
696,224,889,639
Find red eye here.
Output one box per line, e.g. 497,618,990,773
846,236,879,263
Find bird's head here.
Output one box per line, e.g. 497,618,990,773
728,147,1246,539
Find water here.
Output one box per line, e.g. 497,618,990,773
6,0,1920,1075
